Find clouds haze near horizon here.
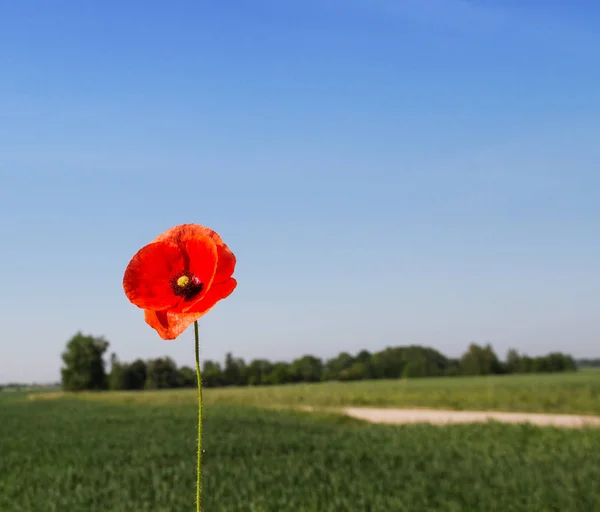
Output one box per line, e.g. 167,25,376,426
1,1,599,382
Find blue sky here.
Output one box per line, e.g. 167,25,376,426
1,1,599,383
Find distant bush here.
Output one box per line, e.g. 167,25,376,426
102,343,579,391
56,332,580,392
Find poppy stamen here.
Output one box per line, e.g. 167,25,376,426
170,271,203,301
177,275,190,287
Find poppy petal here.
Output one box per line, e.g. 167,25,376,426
152,224,222,248
214,244,236,284
153,224,233,265
184,277,237,314
186,236,218,291
123,242,184,310
144,309,203,340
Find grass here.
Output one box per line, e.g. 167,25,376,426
32,370,600,415
2,393,600,511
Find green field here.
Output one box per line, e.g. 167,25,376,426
4,372,600,511
34,369,600,415
2,393,600,511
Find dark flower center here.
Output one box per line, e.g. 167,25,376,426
170,271,203,301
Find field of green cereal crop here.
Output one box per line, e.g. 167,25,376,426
3,381,600,512
36,369,600,416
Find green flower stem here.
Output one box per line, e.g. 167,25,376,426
194,320,203,512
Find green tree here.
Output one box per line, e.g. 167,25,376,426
353,350,375,379
323,352,355,380
247,359,273,386
402,357,431,378
223,353,248,386
460,343,502,376
202,360,224,387
122,359,147,390
145,357,182,389
178,366,196,387
505,349,521,374
339,362,369,381
263,362,292,385
108,353,126,390
532,356,550,373
290,355,323,382
371,348,406,379
444,358,462,376
545,352,577,373
60,332,109,391
519,355,534,373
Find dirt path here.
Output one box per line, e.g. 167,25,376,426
342,407,600,428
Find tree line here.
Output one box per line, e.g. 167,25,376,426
577,358,600,368
59,332,578,392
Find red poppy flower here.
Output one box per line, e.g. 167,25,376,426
123,224,237,339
